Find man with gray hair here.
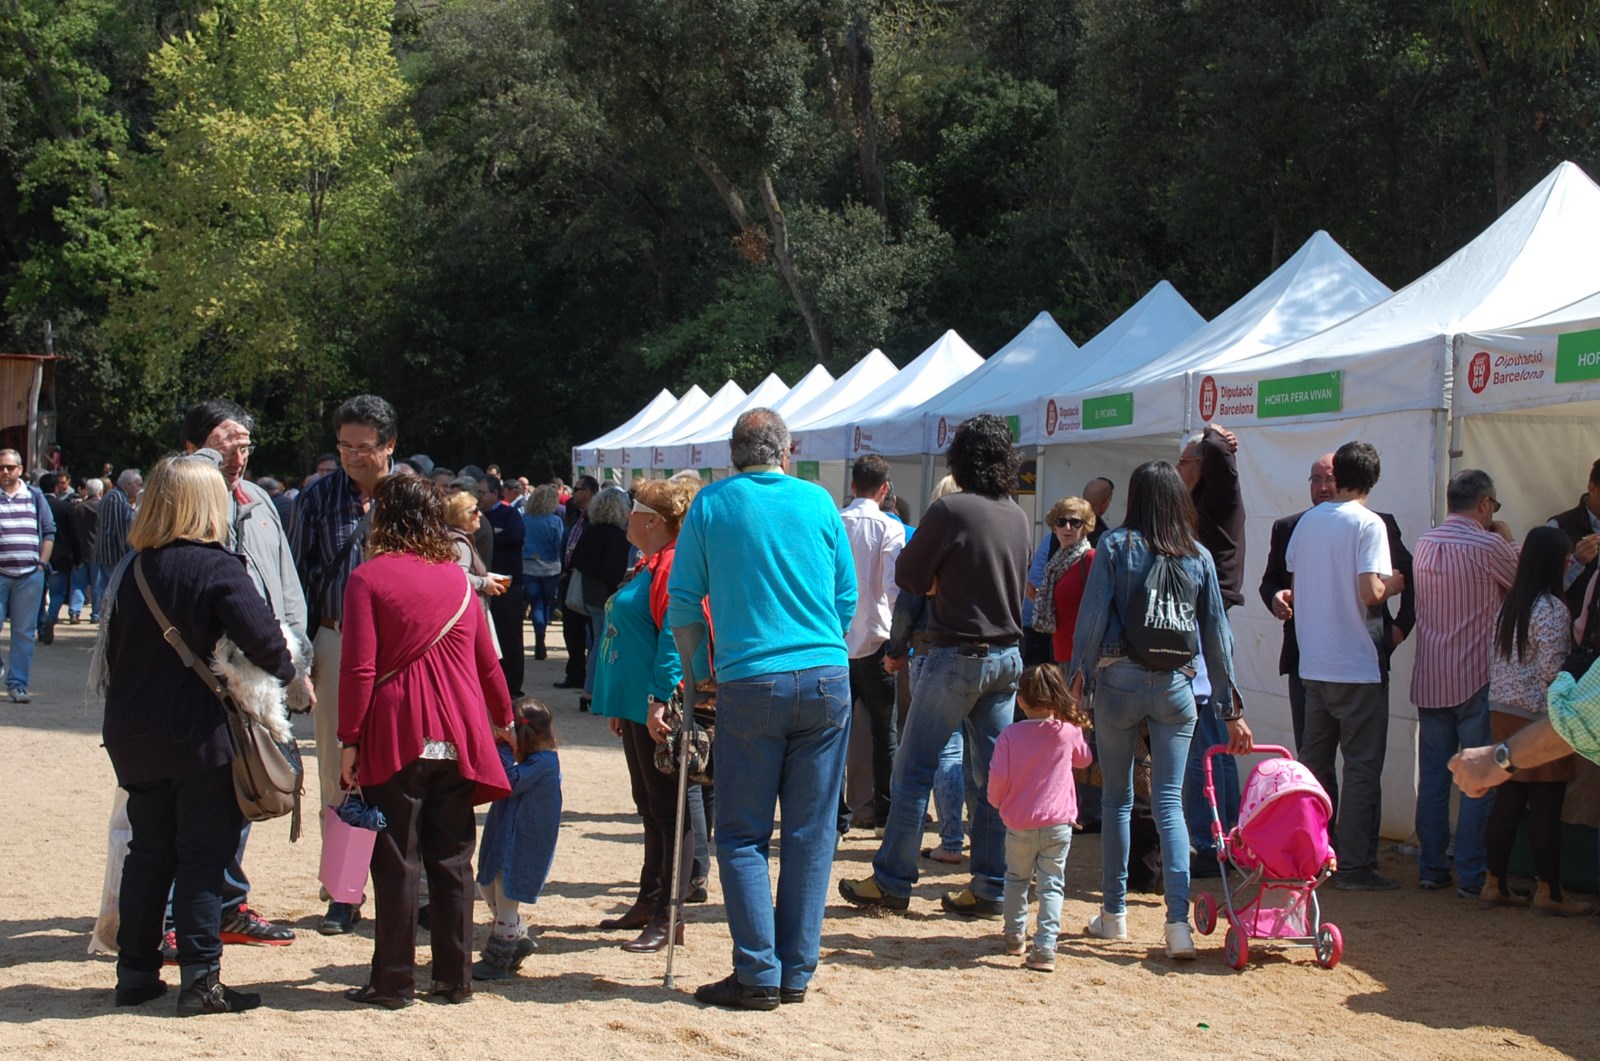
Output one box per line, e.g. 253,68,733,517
667,408,856,1010
94,468,142,621
1409,468,1517,899
0,449,54,701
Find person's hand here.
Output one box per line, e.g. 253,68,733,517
340,745,359,789
1449,745,1510,798
608,717,624,738
1489,519,1514,543
646,701,671,744
1577,534,1600,565
1225,717,1254,755
303,676,318,710
884,652,907,674
1271,588,1293,621
1068,670,1085,706
1384,570,1406,596
492,723,514,746
482,576,508,597
1391,626,1407,649
1207,423,1239,452
1024,581,1038,601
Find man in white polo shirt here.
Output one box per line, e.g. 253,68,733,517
0,449,56,703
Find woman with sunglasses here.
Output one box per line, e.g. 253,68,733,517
1032,498,1096,664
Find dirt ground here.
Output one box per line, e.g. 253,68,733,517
2,620,1598,1060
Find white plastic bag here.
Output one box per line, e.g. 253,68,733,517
89,787,131,956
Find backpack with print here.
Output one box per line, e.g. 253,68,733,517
1122,552,1200,671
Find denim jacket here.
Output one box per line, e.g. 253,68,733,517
1066,527,1237,716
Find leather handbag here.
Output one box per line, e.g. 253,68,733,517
653,687,715,785
134,556,304,834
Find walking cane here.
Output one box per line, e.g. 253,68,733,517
663,706,694,990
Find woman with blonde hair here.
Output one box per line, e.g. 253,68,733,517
101,454,294,1015
522,484,565,660
591,475,709,950
443,489,505,654
1034,497,1096,663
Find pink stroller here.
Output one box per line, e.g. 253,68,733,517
1192,745,1343,970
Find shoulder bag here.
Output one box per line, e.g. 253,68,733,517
134,555,304,835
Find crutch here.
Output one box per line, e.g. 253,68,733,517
663,705,695,989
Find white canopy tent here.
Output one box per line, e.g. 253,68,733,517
1179,160,1600,836
1033,281,1208,533
633,378,752,472
571,388,678,469
853,312,1078,458
693,364,836,470
580,384,709,480
792,330,983,509
652,373,792,470
1455,288,1600,535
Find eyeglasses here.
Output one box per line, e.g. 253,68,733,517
0,464,18,472
336,441,386,458
1489,498,1502,513
1054,517,1086,529
1308,475,1337,485
1178,455,1201,464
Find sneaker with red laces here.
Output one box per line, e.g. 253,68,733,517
220,905,296,946
161,930,178,966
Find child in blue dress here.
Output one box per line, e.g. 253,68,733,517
473,698,562,981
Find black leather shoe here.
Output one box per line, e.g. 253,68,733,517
344,985,414,1010
779,987,806,1005
693,973,779,1011
319,901,361,936
553,679,581,689
115,980,168,1007
176,969,261,1016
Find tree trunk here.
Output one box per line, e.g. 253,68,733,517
693,149,832,366
846,17,888,219
1462,22,1513,214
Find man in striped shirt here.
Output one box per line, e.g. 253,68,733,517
93,468,142,606
0,450,55,702
1410,469,1518,898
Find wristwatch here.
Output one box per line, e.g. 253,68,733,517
1492,741,1518,775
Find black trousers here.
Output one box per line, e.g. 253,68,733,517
118,763,242,985
558,573,588,684
365,759,478,998
489,582,527,697
1485,779,1567,897
620,719,694,911
849,648,898,823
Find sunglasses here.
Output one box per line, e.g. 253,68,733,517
1054,517,1086,529
0,464,19,472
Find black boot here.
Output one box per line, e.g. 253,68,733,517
621,907,685,953
471,936,515,982
599,891,655,931
175,964,261,1016
534,635,547,661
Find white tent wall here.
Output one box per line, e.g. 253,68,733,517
1231,408,1444,840
1037,437,1179,534
1456,408,1600,535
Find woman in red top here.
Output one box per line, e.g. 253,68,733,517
338,475,512,1009
1035,496,1096,663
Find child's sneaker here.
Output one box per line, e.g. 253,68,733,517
1164,921,1196,960
1085,908,1128,940
1004,933,1026,956
1025,947,1056,972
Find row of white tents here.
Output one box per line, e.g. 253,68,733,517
571,160,1600,837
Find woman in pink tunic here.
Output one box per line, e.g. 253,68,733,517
338,475,512,1009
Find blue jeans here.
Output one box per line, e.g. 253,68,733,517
1003,823,1073,952
872,644,1022,902
69,564,90,615
91,561,106,620
1185,700,1239,854
525,574,559,641
1096,660,1197,923
40,568,70,626
583,610,604,695
0,568,45,691
909,654,966,855
714,666,850,991
1416,685,1494,888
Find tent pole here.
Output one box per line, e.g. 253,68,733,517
1033,444,1047,538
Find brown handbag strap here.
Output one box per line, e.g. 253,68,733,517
133,554,231,706
375,583,474,685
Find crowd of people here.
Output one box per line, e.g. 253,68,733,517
20,391,1596,1017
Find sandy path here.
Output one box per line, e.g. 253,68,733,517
1,621,1595,1059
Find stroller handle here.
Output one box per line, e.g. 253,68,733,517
1202,744,1293,806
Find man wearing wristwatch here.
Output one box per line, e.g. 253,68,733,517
0,449,55,703
1452,674,1600,793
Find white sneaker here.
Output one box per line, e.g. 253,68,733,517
1164,921,1196,960
1004,933,1026,956
1085,909,1127,940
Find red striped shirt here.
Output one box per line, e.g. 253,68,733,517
1410,515,1520,708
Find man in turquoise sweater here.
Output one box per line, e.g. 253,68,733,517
668,408,856,1011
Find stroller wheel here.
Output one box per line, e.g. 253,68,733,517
1224,926,1249,971
1314,923,1343,969
1193,892,1218,936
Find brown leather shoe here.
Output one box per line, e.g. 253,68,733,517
599,894,654,931
621,910,684,953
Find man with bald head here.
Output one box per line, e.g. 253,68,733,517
1259,452,1415,759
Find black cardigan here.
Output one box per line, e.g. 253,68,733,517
102,540,294,786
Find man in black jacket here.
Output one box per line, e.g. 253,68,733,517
35,473,74,645
1546,457,1600,617
1259,451,1416,792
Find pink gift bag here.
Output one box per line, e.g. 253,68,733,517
319,801,378,903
